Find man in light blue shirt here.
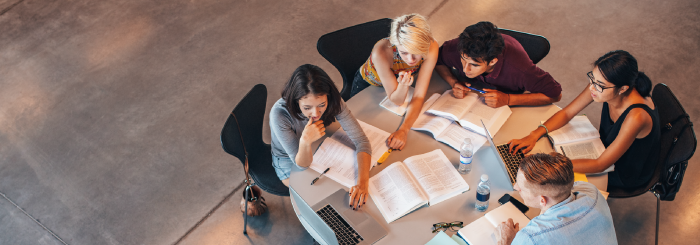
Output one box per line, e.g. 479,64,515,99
496,153,618,245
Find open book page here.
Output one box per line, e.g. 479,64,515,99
426,90,479,121
458,217,497,245
368,162,428,223
331,120,390,168
458,98,512,136
379,89,413,116
555,139,613,173
436,123,488,152
484,202,531,229
412,113,453,138
403,149,470,205
458,202,529,245
420,93,441,114
309,137,357,187
548,115,600,144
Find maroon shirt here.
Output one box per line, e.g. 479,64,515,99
437,34,562,98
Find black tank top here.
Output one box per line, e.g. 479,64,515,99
600,103,660,188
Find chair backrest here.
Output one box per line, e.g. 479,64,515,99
317,18,392,101
221,84,289,196
499,29,550,64
650,83,697,201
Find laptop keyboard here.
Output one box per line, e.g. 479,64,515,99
496,144,525,184
316,204,364,245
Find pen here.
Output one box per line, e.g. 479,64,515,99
311,167,330,185
377,149,393,165
467,86,486,94
560,146,567,157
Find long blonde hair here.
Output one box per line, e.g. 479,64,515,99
389,13,433,56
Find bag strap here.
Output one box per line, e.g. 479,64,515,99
231,113,253,187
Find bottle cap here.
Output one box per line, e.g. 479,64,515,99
481,174,488,182
463,137,472,144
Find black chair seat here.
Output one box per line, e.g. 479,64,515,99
499,29,550,64
317,18,392,101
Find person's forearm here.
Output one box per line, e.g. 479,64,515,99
356,152,371,185
435,65,458,87
508,93,561,106
398,95,425,132
572,158,611,173
529,109,575,139
389,84,410,105
295,140,314,168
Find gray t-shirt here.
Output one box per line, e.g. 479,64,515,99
269,98,372,168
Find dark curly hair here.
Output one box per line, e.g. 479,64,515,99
458,21,505,63
282,64,342,127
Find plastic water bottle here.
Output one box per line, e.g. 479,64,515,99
475,174,490,212
458,138,473,174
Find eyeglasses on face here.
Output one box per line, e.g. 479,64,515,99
431,221,464,233
587,71,615,93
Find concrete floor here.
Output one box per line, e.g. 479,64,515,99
0,0,698,244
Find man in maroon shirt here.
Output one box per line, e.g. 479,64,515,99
435,22,562,108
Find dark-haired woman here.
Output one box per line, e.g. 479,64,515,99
509,50,660,189
270,64,371,209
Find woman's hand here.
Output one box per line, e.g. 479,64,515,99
387,129,408,150
397,71,414,87
300,119,325,145
349,181,369,210
508,132,539,154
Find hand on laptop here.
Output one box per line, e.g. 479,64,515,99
508,134,538,154
349,182,369,210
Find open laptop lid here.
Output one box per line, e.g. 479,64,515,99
290,186,339,245
481,120,515,191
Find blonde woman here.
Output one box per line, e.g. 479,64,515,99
350,13,439,150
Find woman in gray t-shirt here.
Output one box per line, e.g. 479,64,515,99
270,64,372,209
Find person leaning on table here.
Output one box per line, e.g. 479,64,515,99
495,153,617,245
434,21,562,107
350,13,439,151
269,64,371,210
509,50,660,190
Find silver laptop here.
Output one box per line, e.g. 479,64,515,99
290,186,387,245
481,120,525,190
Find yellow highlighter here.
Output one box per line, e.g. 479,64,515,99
377,149,393,165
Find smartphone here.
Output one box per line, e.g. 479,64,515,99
498,194,529,214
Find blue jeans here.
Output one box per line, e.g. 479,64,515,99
272,155,294,181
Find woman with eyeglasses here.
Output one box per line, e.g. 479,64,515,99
508,50,660,189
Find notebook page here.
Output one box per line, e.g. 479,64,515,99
484,202,531,229
309,137,357,187
403,149,469,205
368,162,428,223
548,115,600,144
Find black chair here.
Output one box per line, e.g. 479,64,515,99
317,18,392,101
499,29,551,64
220,84,289,234
607,83,696,245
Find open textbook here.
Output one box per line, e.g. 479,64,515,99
426,90,512,136
412,93,488,152
457,202,530,245
368,149,470,223
548,115,614,173
379,89,413,116
309,120,390,188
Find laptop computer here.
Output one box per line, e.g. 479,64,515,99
290,186,387,245
481,120,525,190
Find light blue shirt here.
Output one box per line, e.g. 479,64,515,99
512,181,618,245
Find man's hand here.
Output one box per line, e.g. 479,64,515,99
386,129,408,150
300,119,325,144
349,182,369,210
452,82,471,99
483,89,510,108
495,218,519,245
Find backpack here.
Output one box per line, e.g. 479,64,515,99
650,84,697,201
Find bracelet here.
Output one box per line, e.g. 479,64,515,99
538,124,549,137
